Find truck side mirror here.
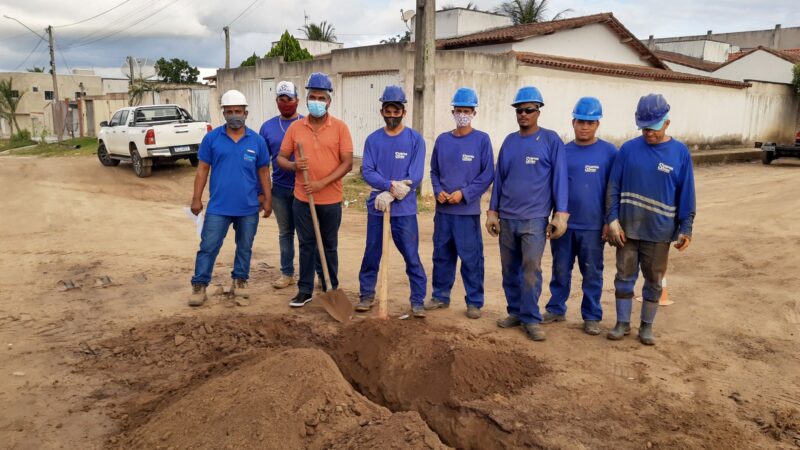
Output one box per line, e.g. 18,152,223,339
100,121,109,127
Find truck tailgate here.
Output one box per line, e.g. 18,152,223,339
152,122,208,150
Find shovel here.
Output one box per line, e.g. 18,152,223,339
377,205,391,319
297,143,353,323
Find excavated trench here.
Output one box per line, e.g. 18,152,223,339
80,314,550,449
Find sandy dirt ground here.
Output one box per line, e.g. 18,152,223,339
0,155,799,449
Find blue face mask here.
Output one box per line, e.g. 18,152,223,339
307,100,328,118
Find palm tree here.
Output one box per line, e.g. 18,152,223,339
27,66,45,73
299,21,337,42
0,79,25,134
493,0,571,25
128,78,160,107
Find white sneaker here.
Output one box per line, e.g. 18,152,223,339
272,274,296,289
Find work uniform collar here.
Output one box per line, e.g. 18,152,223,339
301,114,333,131
221,125,254,142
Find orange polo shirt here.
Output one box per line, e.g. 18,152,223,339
280,115,354,205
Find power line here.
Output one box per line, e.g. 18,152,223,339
55,0,134,28
2,15,46,40
226,0,261,27
60,0,161,48
12,38,44,71
65,0,178,49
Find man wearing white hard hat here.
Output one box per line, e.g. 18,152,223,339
259,81,322,290
188,89,272,307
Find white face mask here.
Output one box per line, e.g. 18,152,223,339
454,112,473,128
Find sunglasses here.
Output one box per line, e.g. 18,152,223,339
515,107,540,115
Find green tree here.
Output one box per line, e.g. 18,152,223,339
380,31,411,44
0,79,25,134
299,20,337,42
493,0,571,25
27,66,45,73
240,52,260,67
440,1,479,10
792,64,800,95
267,31,313,62
154,57,200,84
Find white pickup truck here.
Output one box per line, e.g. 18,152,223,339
96,104,211,177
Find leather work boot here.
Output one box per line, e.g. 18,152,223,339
583,320,601,336
188,284,207,307
424,298,450,310
232,279,250,298
638,322,656,345
466,306,482,319
355,297,374,312
496,315,521,328
607,321,631,340
412,305,427,318
522,323,546,341
272,274,296,289
541,311,566,324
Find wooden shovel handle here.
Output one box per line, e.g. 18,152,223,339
297,143,333,292
377,204,390,319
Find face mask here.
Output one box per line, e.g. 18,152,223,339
383,116,402,130
454,112,473,128
225,114,246,130
307,100,328,118
277,102,298,117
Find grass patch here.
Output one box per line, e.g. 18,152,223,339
342,158,435,213
7,137,98,157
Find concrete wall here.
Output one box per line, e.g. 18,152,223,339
713,50,796,84
654,26,800,50
742,81,799,144
663,61,713,77
294,39,344,57
102,78,129,94
654,40,737,62
413,8,512,40
466,24,650,67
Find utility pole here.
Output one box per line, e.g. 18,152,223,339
223,26,230,69
412,0,435,193
47,25,62,144
127,56,135,85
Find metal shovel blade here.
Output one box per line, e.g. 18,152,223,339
316,289,353,323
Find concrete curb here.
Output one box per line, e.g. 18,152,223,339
691,149,761,164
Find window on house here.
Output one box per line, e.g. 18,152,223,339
32,86,39,93
10,90,19,98
44,91,54,100
75,92,82,99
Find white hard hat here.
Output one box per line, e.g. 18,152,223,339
220,89,248,107
276,81,297,98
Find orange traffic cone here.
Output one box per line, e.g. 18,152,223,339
635,276,674,306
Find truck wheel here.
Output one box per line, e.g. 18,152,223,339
762,151,775,165
97,143,119,167
189,155,199,167
131,148,152,177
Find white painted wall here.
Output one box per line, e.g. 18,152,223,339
742,81,799,144
713,50,796,84
510,24,648,66
663,61,714,77
702,40,738,63
413,8,512,40
102,78,129,94
341,72,401,157
654,40,738,62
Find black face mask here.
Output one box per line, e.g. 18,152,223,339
383,116,402,129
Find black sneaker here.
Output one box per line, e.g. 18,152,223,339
355,297,374,312
289,292,313,308
541,311,566,323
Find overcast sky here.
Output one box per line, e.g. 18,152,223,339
1,0,798,77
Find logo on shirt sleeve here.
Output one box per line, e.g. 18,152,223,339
395,151,408,159
657,162,674,174
462,154,474,162
525,156,539,165
585,165,599,173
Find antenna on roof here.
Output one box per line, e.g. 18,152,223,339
401,9,415,31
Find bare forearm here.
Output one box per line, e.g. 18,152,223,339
192,165,209,201
258,168,272,203
276,154,295,172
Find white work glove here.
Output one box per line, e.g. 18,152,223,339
485,211,500,237
607,219,626,248
375,191,394,212
390,180,412,201
547,212,569,240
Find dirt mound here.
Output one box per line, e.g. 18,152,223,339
115,348,447,449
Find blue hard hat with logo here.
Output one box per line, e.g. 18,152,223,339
572,96,603,121
512,86,544,107
451,87,478,107
379,85,407,104
306,72,333,92
635,93,670,128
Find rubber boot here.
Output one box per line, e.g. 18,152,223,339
638,300,658,345
607,298,632,340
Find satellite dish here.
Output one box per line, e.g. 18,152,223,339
401,9,416,23
120,57,157,81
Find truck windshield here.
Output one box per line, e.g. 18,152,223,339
134,107,184,123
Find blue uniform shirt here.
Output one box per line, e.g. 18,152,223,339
361,127,426,217
564,139,617,230
259,114,303,191
430,129,495,215
489,128,568,220
606,136,696,242
198,125,269,217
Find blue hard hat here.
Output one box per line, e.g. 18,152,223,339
635,93,670,128
451,87,478,107
379,85,407,104
572,96,603,121
306,72,333,92
512,86,544,107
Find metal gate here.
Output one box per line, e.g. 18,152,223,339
191,89,210,122
239,80,263,130
260,79,277,124
85,100,95,136
341,71,400,157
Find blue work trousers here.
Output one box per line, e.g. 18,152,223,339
191,213,259,285
358,214,427,306
431,212,484,307
271,184,322,278
293,200,342,295
546,228,605,321
499,217,548,324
